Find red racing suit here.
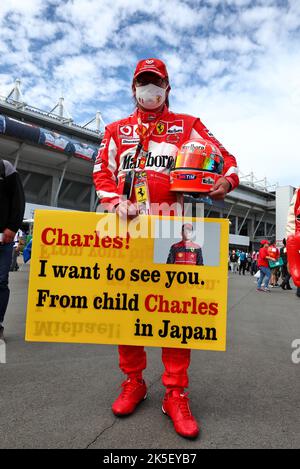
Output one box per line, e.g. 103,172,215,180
93,105,239,389
167,240,203,265
286,188,300,287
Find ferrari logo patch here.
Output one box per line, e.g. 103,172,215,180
135,183,148,203
156,122,165,135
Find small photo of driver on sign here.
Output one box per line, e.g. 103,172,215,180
153,219,221,267
166,223,204,266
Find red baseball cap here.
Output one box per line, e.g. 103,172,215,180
133,58,169,80
260,239,270,245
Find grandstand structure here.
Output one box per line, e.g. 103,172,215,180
0,79,104,214
0,79,290,249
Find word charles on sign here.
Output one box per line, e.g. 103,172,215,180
41,228,130,249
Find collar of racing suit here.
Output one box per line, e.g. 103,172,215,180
181,240,198,248
134,105,169,123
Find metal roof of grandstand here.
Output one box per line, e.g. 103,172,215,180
0,79,105,142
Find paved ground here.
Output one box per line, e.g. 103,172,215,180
1,263,300,449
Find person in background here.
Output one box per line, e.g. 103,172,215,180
23,238,32,264
230,249,238,274
286,188,300,298
238,250,247,275
10,228,23,272
0,159,25,339
257,240,274,292
246,251,252,272
268,241,280,287
251,250,258,275
280,238,292,290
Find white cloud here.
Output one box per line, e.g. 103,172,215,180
0,0,44,21
209,34,260,54
240,6,281,27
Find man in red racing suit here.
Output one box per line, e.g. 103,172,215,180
286,188,300,294
93,58,239,439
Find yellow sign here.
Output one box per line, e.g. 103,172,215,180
25,211,229,351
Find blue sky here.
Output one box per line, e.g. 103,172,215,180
0,0,300,187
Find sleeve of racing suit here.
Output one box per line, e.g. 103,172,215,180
166,246,175,264
93,126,120,211
190,119,239,191
286,190,297,238
197,248,204,266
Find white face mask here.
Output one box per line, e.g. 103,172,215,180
135,83,166,110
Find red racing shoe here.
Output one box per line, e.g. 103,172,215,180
112,378,147,416
162,389,199,439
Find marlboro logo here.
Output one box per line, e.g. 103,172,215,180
122,152,174,170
